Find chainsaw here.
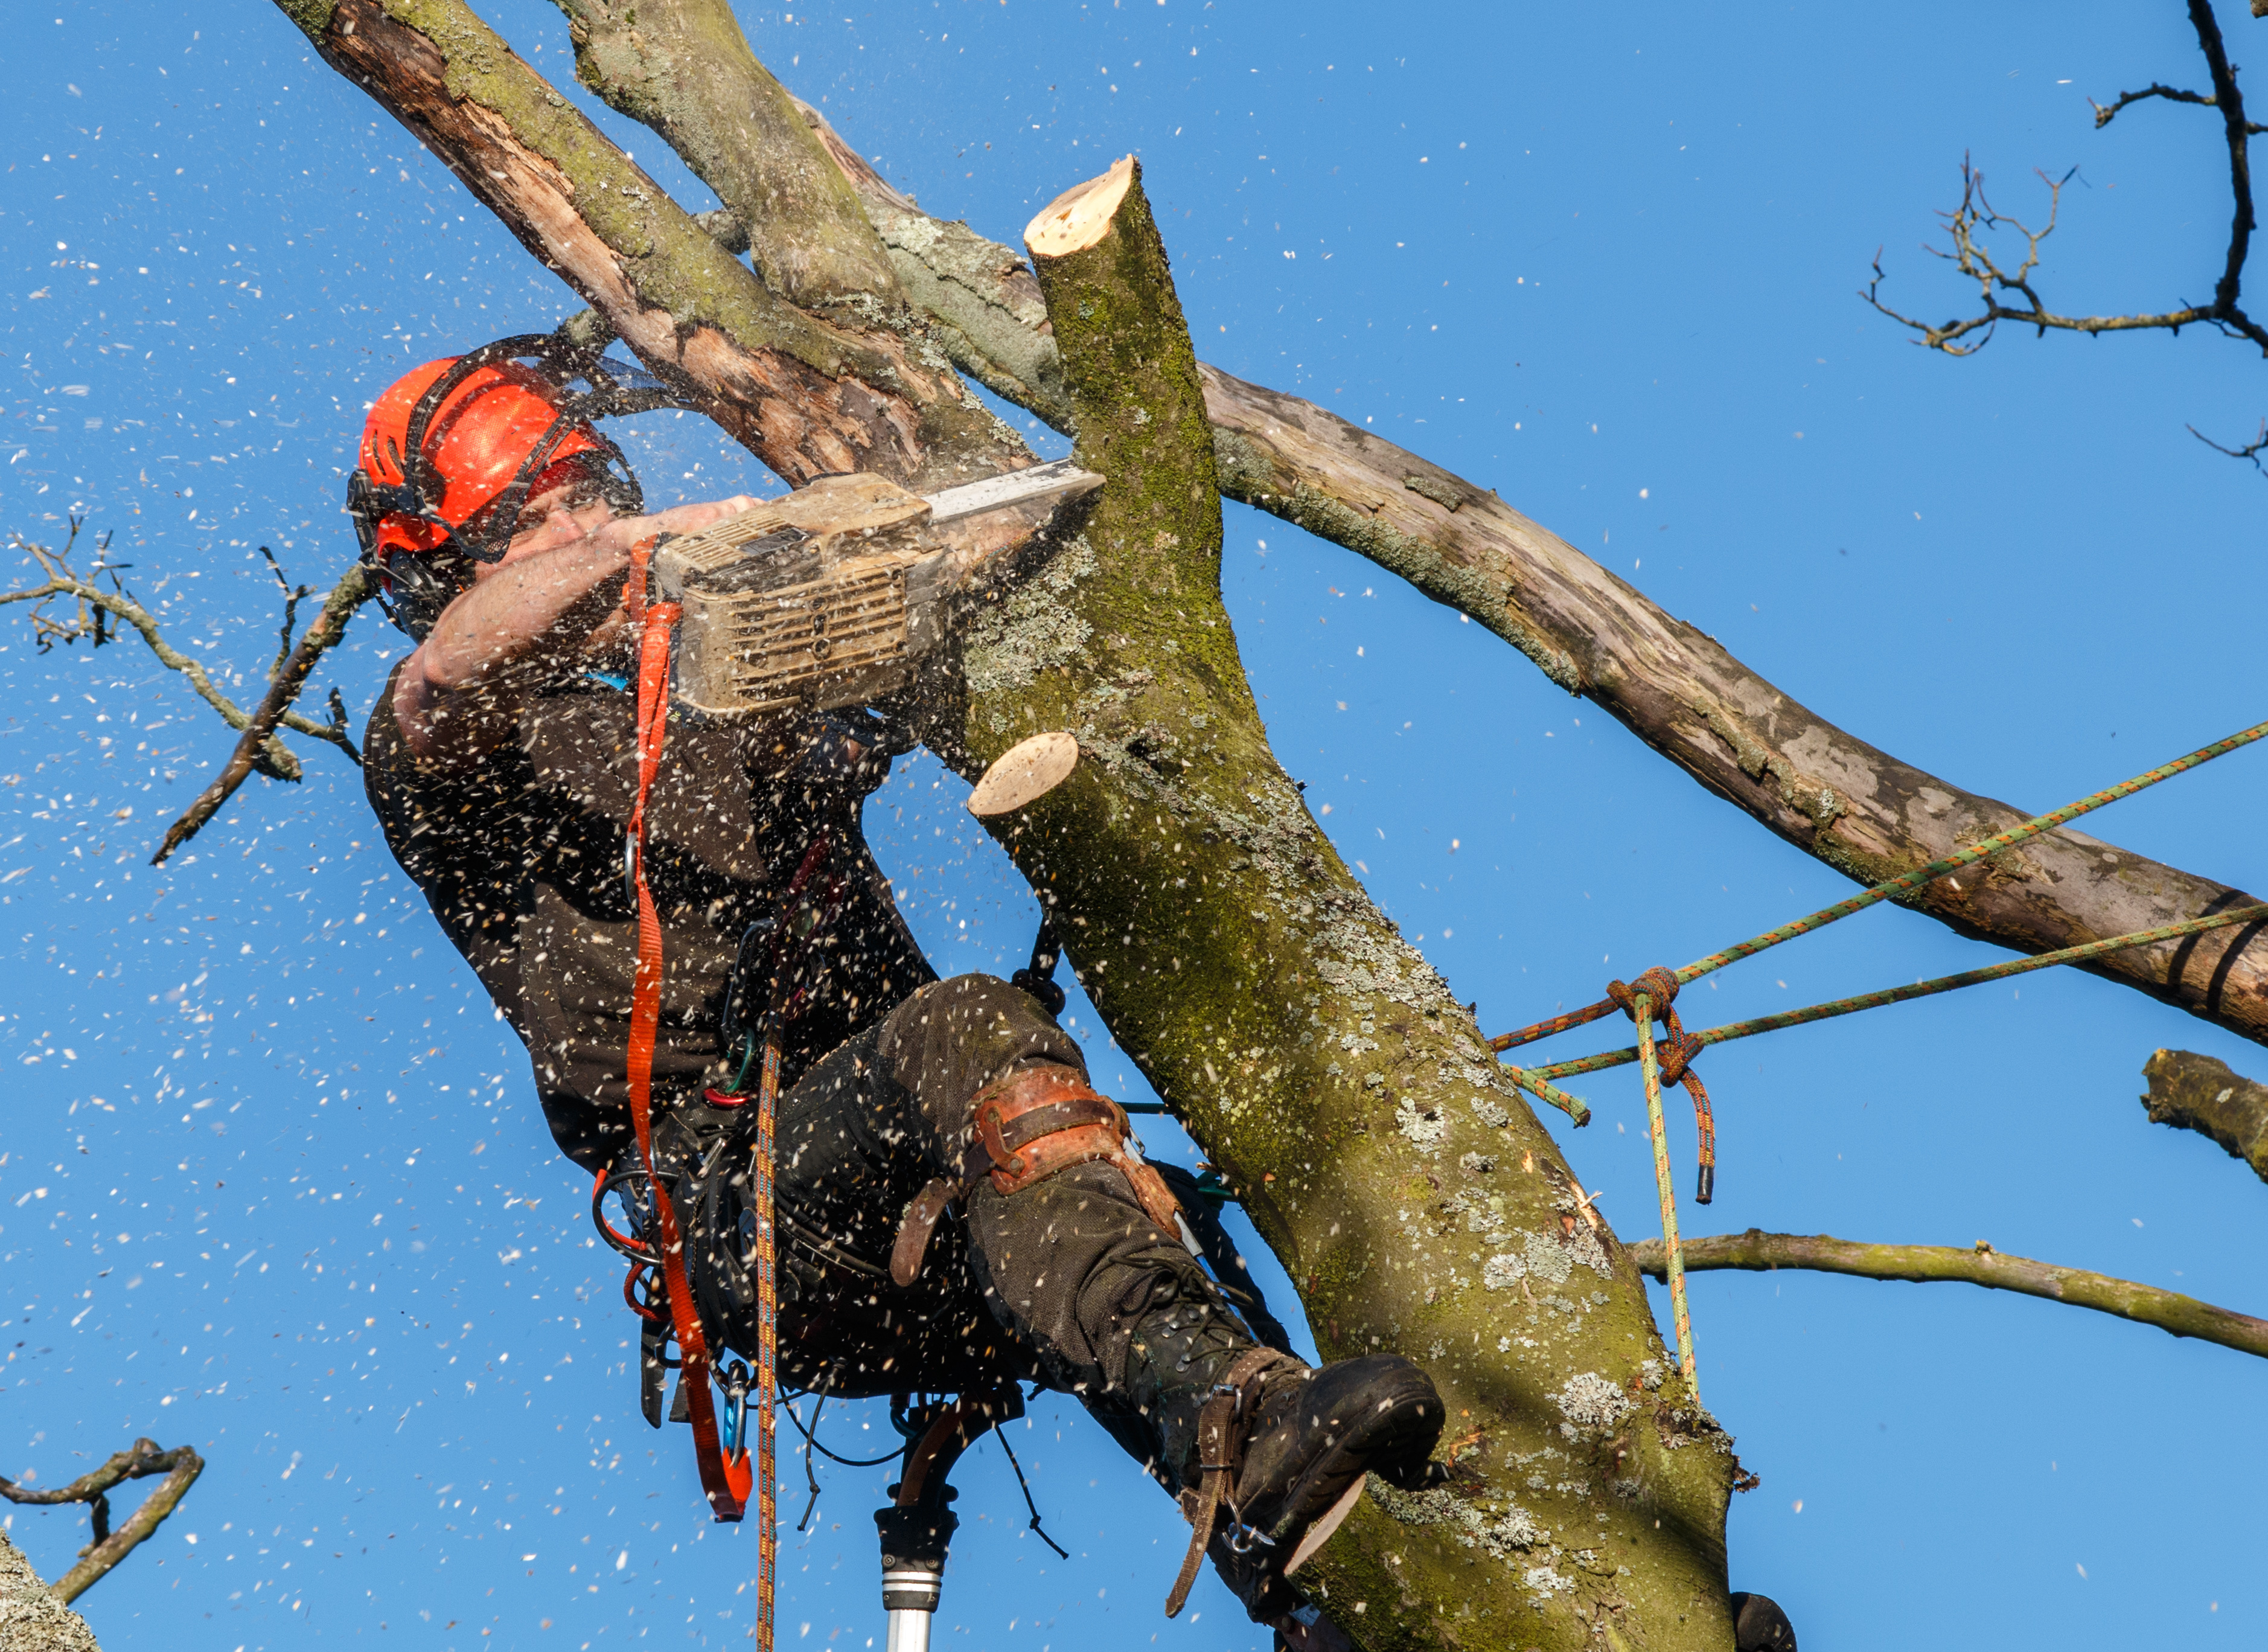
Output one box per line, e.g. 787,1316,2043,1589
650,458,1101,719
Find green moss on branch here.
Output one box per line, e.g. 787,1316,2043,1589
962,156,1739,1651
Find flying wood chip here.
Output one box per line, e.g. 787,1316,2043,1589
967,731,1080,816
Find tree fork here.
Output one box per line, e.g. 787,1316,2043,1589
544,0,902,310
273,0,1023,490
959,155,1738,1651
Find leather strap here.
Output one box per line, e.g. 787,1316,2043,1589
1164,1347,1290,1618
889,1068,1184,1287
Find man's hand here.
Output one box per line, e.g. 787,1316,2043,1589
392,491,761,767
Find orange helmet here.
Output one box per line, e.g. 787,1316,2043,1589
346,335,677,638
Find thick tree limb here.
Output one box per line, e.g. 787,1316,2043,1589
152,562,377,865
545,0,901,308
784,106,2268,1051
1631,1231,2268,1362
274,0,1020,491
2142,1047,2268,1183
968,153,1737,1651
0,1438,205,1605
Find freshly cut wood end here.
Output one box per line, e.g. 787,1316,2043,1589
968,731,1080,816
1024,156,1136,257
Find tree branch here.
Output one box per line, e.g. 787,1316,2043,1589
773,107,2268,1050
545,0,901,309
273,0,1021,491
152,560,377,865
974,152,1739,1650
4,528,360,779
2142,1047,2268,1183
1870,0,2268,356
0,1438,205,1604
1629,1231,2268,1361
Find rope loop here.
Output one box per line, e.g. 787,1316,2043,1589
1606,967,1682,1023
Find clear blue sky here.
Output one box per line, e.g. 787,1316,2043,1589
5,2,2266,1648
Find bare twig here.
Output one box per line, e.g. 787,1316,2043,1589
1629,1230,2268,1361
4,528,365,785
2091,80,2268,135
1868,0,2268,357
152,559,377,865
0,1438,205,1604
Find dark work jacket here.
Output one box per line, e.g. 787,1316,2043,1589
364,662,935,1173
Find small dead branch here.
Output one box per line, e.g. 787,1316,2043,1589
1630,1230,2268,1361
152,560,376,865
0,1438,205,1604
4,524,372,857
1868,0,2268,359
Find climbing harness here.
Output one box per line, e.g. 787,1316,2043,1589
1489,714,2268,1402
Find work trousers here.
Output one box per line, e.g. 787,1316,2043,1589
685,974,1245,1478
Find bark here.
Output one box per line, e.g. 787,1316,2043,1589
273,0,1021,491
2141,1048,2268,1184
1631,1231,2268,1361
543,0,901,309
790,101,2268,1051
0,1532,100,1652
957,153,1737,1652
794,101,1075,430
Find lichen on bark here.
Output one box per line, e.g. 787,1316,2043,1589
953,156,1740,1650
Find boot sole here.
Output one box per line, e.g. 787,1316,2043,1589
1283,1475,1366,1576
1263,1379,1441,1578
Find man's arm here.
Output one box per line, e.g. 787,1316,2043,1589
392,493,759,768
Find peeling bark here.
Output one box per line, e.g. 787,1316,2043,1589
793,102,2268,1051
2141,1048,2268,1184
1633,1231,2268,1360
956,154,1737,1652
279,0,1021,490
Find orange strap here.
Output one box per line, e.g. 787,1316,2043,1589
622,537,756,1529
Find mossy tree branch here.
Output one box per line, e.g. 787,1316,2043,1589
545,0,902,310
957,155,1739,1652
779,102,2268,1052
274,0,1021,490
2142,1048,2268,1184
0,1437,206,1605
1631,1231,2268,1362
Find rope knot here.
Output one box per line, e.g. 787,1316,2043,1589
1606,966,1681,1021
1654,1031,1705,1089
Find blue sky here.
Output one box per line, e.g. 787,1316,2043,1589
4,2,2266,1648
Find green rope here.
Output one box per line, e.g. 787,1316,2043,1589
1670,717,2268,988
1634,991,1699,1404
1517,904,2268,1086
1501,1068,1591,1127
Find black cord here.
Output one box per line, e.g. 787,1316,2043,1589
793,1394,825,1534
991,1423,1069,1558
778,1393,905,1468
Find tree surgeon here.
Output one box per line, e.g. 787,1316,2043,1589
347,337,1448,1628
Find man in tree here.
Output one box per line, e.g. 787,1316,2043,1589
350,339,1447,1624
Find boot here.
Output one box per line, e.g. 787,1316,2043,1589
1126,1278,1443,1618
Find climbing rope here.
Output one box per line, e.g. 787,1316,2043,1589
1486,714,2268,1406
1522,903,2268,1087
